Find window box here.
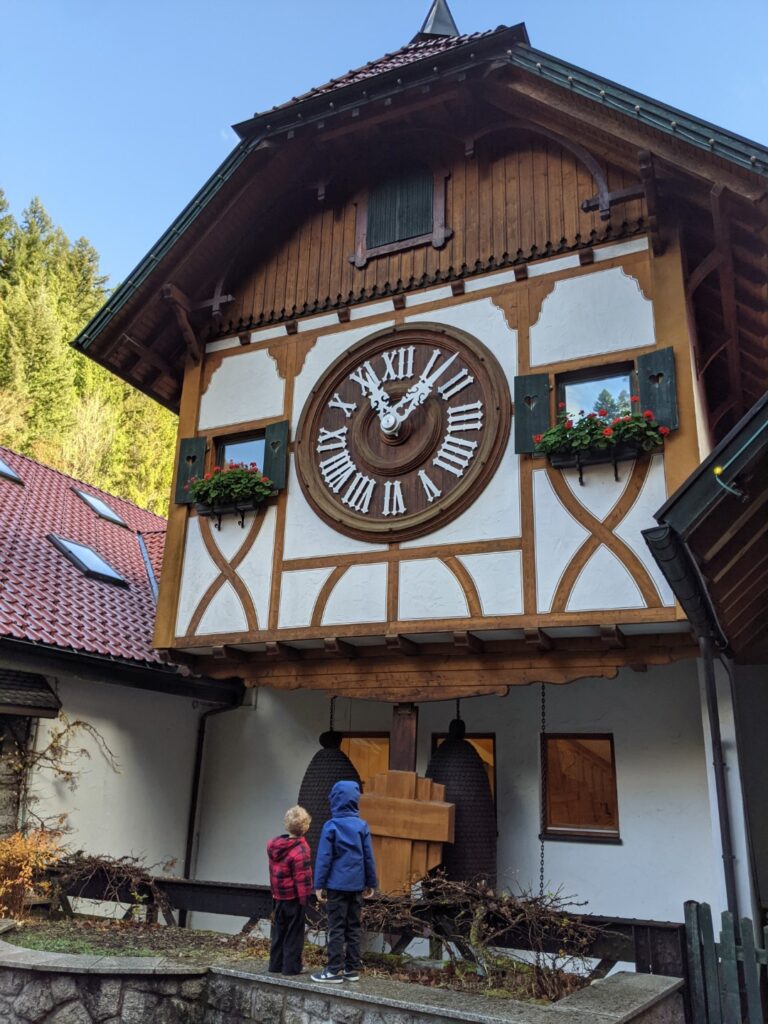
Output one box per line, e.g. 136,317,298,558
194,498,271,531
548,441,661,485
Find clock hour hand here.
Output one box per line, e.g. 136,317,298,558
390,349,458,424
349,361,398,432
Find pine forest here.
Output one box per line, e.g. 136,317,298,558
0,191,176,515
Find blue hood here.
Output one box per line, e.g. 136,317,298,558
329,780,360,817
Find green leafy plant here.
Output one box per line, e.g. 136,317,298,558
534,396,670,457
185,462,276,508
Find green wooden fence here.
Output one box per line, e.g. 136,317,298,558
685,900,766,1023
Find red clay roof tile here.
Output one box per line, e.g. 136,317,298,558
0,447,166,667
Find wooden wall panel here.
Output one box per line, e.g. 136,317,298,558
223,136,646,327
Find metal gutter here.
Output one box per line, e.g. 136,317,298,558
136,531,159,605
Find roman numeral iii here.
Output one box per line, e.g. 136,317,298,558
446,401,484,433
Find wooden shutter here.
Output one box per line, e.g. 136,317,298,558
513,373,551,453
263,420,290,490
174,437,207,504
368,169,433,249
637,347,678,430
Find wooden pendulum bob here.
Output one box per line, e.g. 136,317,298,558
297,730,360,871
425,718,497,886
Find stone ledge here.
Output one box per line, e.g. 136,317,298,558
212,963,684,1024
0,938,206,976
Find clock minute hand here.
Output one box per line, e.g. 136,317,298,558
391,349,458,423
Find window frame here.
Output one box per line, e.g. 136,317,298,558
214,431,267,472
72,488,128,528
555,361,638,420
540,732,621,845
47,533,129,588
351,166,452,269
0,457,23,485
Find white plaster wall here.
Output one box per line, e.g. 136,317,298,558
614,455,674,606
322,563,388,626
530,266,655,367
176,518,218,636
28,677,199,866
192,661,718,930
278,568,334,629
458,550,523,616
567,545,645,612
199,347,285,429
533,470,589,613
398,559,469,620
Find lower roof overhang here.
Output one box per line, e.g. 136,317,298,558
0,669,61,719
644,393,768,664
0,637,243,707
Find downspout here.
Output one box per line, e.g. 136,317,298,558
699,635,739,919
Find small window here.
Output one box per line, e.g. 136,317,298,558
558,364,635,421
432,733,496,799
352,166,450,268
74,489,127,527
339,733,390,789
0,457,22,484
542,734,619,842
47,534,128,587
217,434,266,472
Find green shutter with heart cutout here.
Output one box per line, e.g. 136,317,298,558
175,437,207,504
263,420,290,490
637,347,678,430
513,374,551,453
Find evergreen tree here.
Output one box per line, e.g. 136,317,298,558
0,191,176,514
592,387,630,418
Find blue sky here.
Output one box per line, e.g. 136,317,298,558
1,0,765,285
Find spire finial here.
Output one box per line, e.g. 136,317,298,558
419,0,460,38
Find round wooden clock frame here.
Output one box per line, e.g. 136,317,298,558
295,322,512,543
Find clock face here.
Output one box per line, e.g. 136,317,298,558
295,324,511,542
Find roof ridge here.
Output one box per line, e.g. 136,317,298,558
0,445,167,527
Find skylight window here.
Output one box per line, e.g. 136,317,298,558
47,534,129,587
74,489,127,527
0,457,22,484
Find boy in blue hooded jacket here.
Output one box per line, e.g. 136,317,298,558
311,780,378,983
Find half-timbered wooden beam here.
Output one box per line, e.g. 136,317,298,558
161,284,203,363
389,703,419,772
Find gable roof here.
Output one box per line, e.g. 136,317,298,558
72,17,767,417
0,447,165,667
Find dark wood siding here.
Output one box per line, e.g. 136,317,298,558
226,135,645,327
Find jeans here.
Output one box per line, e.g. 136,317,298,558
269,899,305,974
326,889,363,973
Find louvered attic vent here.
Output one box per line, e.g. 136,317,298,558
367,167,434,249
74,488,127,527
47,534,129,587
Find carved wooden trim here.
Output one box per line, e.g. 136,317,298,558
282,537,522,572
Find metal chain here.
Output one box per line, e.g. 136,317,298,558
539,682,547,899
329,696,336,731
455,698,461,721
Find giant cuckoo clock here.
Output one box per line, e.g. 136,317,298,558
295,323,511,541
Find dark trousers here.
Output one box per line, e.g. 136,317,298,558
269,898,305,974
326,889,363,973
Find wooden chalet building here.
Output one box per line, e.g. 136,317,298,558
73,1,767,928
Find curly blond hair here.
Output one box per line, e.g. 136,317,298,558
284,805,311,836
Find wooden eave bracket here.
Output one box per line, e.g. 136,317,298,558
161,283,203,364
638,151,666,256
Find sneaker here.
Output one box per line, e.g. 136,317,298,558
343,969,360,981
310,969,344,984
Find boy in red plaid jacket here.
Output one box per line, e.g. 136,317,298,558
267,805,313,975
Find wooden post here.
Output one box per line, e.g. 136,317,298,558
389,703,419,772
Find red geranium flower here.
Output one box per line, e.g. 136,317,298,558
533,433,543,444
603,427,614,437
598,408,608,417
612,417,622,425
623,415,632,422
587,412,597,419
204,472,212,480
643,410,654,420
213,465,222,472
565,419,574,429
631,395,640,403
659,426,670,436
558,401,566,410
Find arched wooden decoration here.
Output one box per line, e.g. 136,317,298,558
359,770,454,894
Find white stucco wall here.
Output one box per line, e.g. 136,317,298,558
28,676,200,868
191,660,718,931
